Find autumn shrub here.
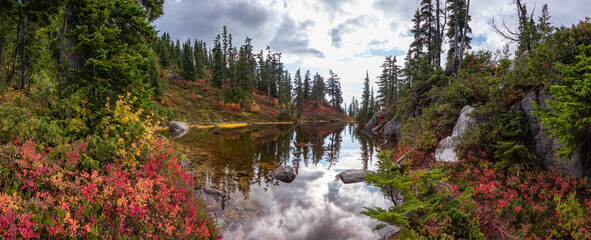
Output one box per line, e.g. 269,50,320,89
399,117,438,151
0,138,219,239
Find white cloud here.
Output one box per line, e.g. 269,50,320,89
155,0,590,106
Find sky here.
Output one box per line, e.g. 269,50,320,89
154,0,590,106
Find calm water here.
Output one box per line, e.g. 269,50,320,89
169,123,395,240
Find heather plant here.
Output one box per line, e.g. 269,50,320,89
0,138,219,239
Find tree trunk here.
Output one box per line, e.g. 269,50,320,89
453,0,459,74
458,0,470,72
435,0,441,67
20,18,27,90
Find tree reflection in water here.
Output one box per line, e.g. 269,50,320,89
169,123,393,239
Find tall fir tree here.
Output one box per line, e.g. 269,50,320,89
356,70,371,124
326,70,343,110
446,0,471,74
181,39,195,80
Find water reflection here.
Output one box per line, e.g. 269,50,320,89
169,123,394,239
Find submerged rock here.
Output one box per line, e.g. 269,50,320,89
435,105,476,162
169,121,189,139
272,165,297,183
335,169,375,184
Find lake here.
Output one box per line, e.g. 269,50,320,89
169,123,395,240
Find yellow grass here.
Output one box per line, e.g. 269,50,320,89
151,121,295,131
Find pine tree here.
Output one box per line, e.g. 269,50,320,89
377,56,400,108
64,0,163,112
293,69,305,115
212,34,224,88
326,70,343,110
193,40,205,79
535,45,591,158
356,71,371,124
446,0,472,74
181,39,195,80
311,72,325,107
303,70,311,100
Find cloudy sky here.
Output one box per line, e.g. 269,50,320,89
154,0,589,105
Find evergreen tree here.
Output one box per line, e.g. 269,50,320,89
181,39,195,80
326,70,343,110
377,56,400,108
212,34,224,88
311,72,325,107
356,71,371,124
157,34,171,68
303,70,311,100
64,0,163,114
5,0,60,90
535,45,591,158
446,0,472,74
193,40,205,79
293,69,305,115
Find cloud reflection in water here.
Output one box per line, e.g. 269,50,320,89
223,143,392,240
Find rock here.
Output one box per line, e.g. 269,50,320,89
202,187,226,198
236,171,249,177
215,119,223,123
435,105,476,162
272,165,297,183
214,130,221,134
520,90,586,177
451,106,476,137
364,111,394,132
169,121,189,139
180,158,191,168
434,136,457,162
335,169,375,184
382,116,403,140
166,72,182,81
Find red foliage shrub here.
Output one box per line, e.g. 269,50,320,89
0,139,220,239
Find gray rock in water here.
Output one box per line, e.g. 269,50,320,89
272,165,297,183
169,121,188,132
169,121,189,139
335,169,375,184
520,90,586,177
435,105,476,162
215,119,223,123
202,187,226,198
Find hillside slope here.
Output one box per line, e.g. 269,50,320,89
155,70,352,123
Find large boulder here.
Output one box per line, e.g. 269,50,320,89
519,90,586,178
435,106,476,162
169,121,189,139
364,111,394,132
335,169,375,184
272,165,297,183
382,116,403,140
